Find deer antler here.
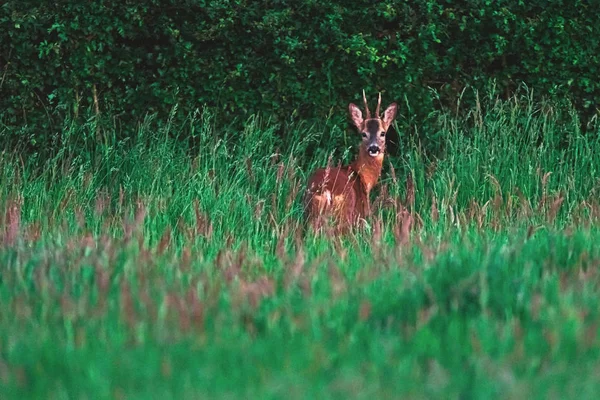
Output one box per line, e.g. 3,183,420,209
362,89,371,119
375,92,382,117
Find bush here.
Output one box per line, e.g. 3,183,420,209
1,0,598,152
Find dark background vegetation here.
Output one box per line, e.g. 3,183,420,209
1,0,598,153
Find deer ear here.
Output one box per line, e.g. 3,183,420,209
348,103,363,129
382,103,398,128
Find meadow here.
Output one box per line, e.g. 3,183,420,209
1,90,600,399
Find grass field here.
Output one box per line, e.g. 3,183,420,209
1,91,600,399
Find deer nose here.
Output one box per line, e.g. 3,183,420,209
367,145,380,156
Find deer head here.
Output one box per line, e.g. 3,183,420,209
348,91,398,158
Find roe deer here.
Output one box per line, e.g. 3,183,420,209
304,91,397,231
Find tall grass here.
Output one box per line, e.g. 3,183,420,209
1,90,600,399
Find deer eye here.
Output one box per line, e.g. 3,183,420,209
380,132,386,137
362,133,368,138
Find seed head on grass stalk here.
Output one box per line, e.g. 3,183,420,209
94,191,110,217
405,174,415,212
537,171,553,212
430,195,439,223
394,209,413,246
284,245,305,289
3,197,22,246
276,162,285,186
546,192,565,225
157,227,172,256
245,157,254,184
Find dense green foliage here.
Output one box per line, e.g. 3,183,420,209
1,93,600,398
1,1,599,152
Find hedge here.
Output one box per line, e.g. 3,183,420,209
1,0,598,151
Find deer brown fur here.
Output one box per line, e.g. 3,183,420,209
304,91,398,231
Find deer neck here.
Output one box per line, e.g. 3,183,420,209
352,147,384,194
